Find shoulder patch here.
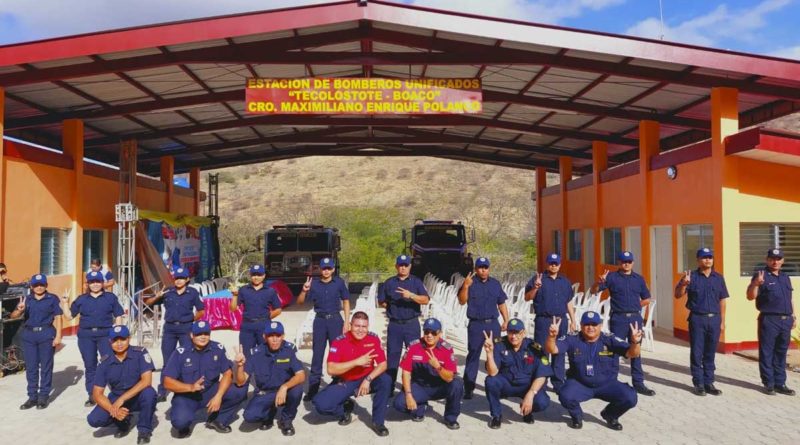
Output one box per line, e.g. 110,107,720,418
100,354,110,363
409,339,420,346
367,331,380,338
284,341,298,352
439,340,453,350
614,336,626,343
334,334,347,341
603,332,614,337
567,331,578,336
217,343,224,350
531,342,542,351
557,335,567,341
494,336,502,343
131,346,144,352
250,346,259,355
176,347,185,354
540,356,550,366
143,352,152,364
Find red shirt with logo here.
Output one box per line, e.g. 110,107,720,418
400,339,457,385
328,331,387,381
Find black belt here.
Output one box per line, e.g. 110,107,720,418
244,317,269,323
611,312,639,317
166,321,192,325
761,313,792,319
315,313,339,319
81,327,111,332
535,313,565,318
469,318,496,323
691,312,718,317
389,318,418,324
25,326,50,332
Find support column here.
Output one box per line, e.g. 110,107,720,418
559,157,572,260
710,87,739,275
534,167,546,272
160,156,175,213
190,167,201,216
62,119,84,297
0,88,5,259
638,120,660,288
592,141,608,281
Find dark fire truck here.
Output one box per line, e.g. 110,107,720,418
403,220,475,281
260,224,341,284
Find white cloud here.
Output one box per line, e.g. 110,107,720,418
625,0,791,47
771,45,800,60
406,0,625,24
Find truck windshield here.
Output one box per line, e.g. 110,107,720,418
298,232,331,251
266,233,298,252
413,226,465,248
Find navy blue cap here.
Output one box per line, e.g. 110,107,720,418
192,320,211,335
264,321,285,335
696,247,713,258
581,311,602,325
396,254,411,266
767,248,784,259
319,258,335,269
173,267,189,279
108,325,130,340
30,273,47,286
618,251,634,262
422,318,442,331
546,253,561,265
249,264,266,275
507,318,525,331
86,271,105,283
475,257,490,268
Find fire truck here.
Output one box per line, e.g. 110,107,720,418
403,220,475,282
259,224,341,284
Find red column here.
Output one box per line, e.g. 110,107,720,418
160,156,175,213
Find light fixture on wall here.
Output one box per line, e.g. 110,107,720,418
666,165,678,180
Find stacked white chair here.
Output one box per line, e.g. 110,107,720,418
640,300,656,352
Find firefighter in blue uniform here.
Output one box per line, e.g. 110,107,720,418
457,256,509,399
392,318,462,429
524,253,577,392
379,254,430,392
590,251,655,396
747,248,796,396
483,318,552,428
230,264,283,356
235,320,305,436
87,325,157,444
163,320,246,437
296,257,351,400
61,271,124,406
674,247,729,396
10,273,63,409
142,267,205,402
546,312,642,431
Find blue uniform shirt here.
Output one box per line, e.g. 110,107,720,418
379,275,428,320
162,341,231,391
238,284,282,320
465,276,507,320
157,286,204,323
598,271,651,313
94,346,155,394
24,292,63,327
71,292,125,328
525,274,572,316
683,270,729,314
558,332,630,388
753,268,794,315
245,341,303,391
306,277,350,314
493,337,553,385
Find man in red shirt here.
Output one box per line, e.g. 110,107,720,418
312,311,392,436
392,318,463,429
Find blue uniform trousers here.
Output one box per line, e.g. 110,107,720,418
243,385,303,424
386,319,420,385
609,313,645,386
312,373,392,425
78,327,113,395
239,319,269,356
170,382,247,429
158,323,192,397
533,314,567,390
464,319,501,393
392,378,463,423
688,313,721,387
757,314,793,388
485,375,550,419
558,379,637,421
309,314,344,388
87,387,157,434
22,326,56,400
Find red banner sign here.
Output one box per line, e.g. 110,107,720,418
245,78,482,114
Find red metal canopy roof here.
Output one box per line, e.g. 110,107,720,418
1,0,799,174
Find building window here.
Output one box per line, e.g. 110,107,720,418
552,230,561,256
568,229,582,261
740,223,800,276
602,228,622,265
83,230,105,272
40,228,71,275
681,224,713,271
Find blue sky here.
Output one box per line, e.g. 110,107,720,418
0,0,798,58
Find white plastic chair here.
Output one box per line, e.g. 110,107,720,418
294,308,317,348
597,298,611,333
640,300,656,352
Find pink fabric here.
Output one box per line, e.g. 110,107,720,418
201,280,295,331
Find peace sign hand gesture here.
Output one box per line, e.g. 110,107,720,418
396,287,413,300
599,269,609,283
463,272,474,287
425,349,441,370
755,270,765,286
549,316,562,338
630,322,643,345
16,295,25,312
302,276,312,293
483,331,494,354
235,345,246,367
355,349,377,367
534,272,543,289
681,270,691,285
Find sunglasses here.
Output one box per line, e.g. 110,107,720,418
620,261,633,264
423,329,439,335
583,323,600,327
475,266,489,270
